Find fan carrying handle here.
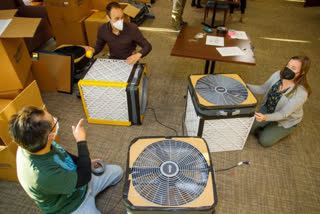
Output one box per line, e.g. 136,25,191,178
218,109,240,116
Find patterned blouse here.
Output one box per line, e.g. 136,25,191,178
265,79,288,113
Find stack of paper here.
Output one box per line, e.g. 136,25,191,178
230,31,248,40
206,36,224,46
216,47,245,57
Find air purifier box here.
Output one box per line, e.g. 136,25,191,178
44,0,93,22
123,136,217,214
185,74,257,152
0,10,41,92
78,59,148,126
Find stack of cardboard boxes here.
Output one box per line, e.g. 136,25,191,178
44,0,94,46
0,10,46,181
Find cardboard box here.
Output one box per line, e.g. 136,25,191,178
0,99,12,112
0,141,18,181
91,0,119,11
51,15,89,46
0,68,34,100
44,0,93,22
0,10,41,92
122,3,140,18
84,11,110,51
0,81,45,181
131,0,151,3
0,81,45,146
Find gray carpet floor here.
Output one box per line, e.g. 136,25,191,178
1,0,320,213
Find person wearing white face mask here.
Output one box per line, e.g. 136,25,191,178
248,56,312,147
9,106,123,214
86,2,152,64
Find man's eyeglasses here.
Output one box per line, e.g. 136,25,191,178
50,117,59,132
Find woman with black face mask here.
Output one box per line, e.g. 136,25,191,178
247,56,311,147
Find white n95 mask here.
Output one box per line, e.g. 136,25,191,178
112,19,124,31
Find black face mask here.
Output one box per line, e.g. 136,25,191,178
282,67,296,80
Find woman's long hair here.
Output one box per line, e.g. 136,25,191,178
280,56,312,97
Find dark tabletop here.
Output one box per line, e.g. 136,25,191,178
171,26,256,66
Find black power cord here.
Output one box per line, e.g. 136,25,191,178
182,110,186,136
215,161,250,172
146,108,178,136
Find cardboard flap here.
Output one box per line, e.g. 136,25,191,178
0,10,18,19
0,81,44,145
31,61,57,92
0,17,41,38
123,4,140,18
0,100,12,111
0,90,22,100
38,52,73,93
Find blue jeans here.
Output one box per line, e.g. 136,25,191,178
71,165,123,214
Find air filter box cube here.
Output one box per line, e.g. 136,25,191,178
123,136,217,214
185,74,257,152
78,59,148,126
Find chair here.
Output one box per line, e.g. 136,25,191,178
0,0,54,53
204,1,229,26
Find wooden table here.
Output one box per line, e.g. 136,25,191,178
171,26,256,74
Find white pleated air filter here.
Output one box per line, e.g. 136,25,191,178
123,137,217,214
78,59,148,126
184,74,257,152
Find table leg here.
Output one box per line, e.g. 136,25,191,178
210,61,216,74
204,60,210,74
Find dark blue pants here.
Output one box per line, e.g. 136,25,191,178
229,0,246,14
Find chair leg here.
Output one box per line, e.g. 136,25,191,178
204,7,208,22
223,9,228,26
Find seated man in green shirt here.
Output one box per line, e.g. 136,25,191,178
8,106,123,214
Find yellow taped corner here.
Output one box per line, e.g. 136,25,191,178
78,81,90,122
78,79,128,88
87,118,131,126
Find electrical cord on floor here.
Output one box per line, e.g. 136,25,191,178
181,95,187,136
104,197,123,214
215,161,250,172
147,108,178,136
182,110,186,136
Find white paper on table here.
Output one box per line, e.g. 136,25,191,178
216,47,245,57
0,19,12,36
231,31,248,40
206,35,224,46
